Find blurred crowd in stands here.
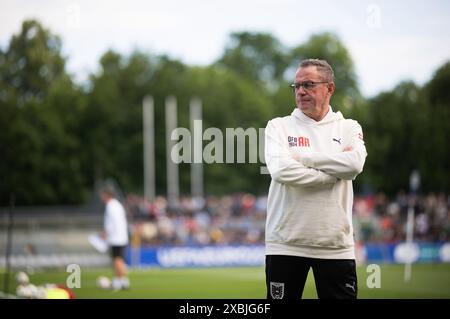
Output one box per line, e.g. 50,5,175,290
125,193,267,246
353,192,450,243
124,192,450,247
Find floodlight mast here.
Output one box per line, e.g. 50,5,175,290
165,96,179,208
143,96,155,202
190,97,203,198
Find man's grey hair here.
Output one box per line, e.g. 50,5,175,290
299,58,334,82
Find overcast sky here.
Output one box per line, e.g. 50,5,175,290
1,0,449,97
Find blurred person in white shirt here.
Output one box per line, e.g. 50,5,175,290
100,186,130,290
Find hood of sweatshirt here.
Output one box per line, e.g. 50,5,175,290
292,106,344,126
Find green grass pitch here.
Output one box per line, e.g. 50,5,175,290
2,264,450,298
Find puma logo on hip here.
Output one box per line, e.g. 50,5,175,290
345,282,356,292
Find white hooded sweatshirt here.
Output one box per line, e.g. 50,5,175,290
104,198,129,246
265,106,367,259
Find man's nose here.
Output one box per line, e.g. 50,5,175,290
297,87,307,96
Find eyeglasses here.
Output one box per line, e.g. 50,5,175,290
290,81,329,91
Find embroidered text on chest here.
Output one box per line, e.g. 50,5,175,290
288,136,310,147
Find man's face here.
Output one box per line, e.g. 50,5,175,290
294,66,334,121
99,191,110,203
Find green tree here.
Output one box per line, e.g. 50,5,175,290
0,20,65,102
216,32,288,87
362,62,450,195
0,20,87,205
364,82,429,194
422,62,450,191
85,50,157,194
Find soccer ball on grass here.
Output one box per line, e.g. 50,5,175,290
96,276,112,290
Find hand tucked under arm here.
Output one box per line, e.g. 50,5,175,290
295,123,367,180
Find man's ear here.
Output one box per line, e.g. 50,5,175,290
328,82,335,95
